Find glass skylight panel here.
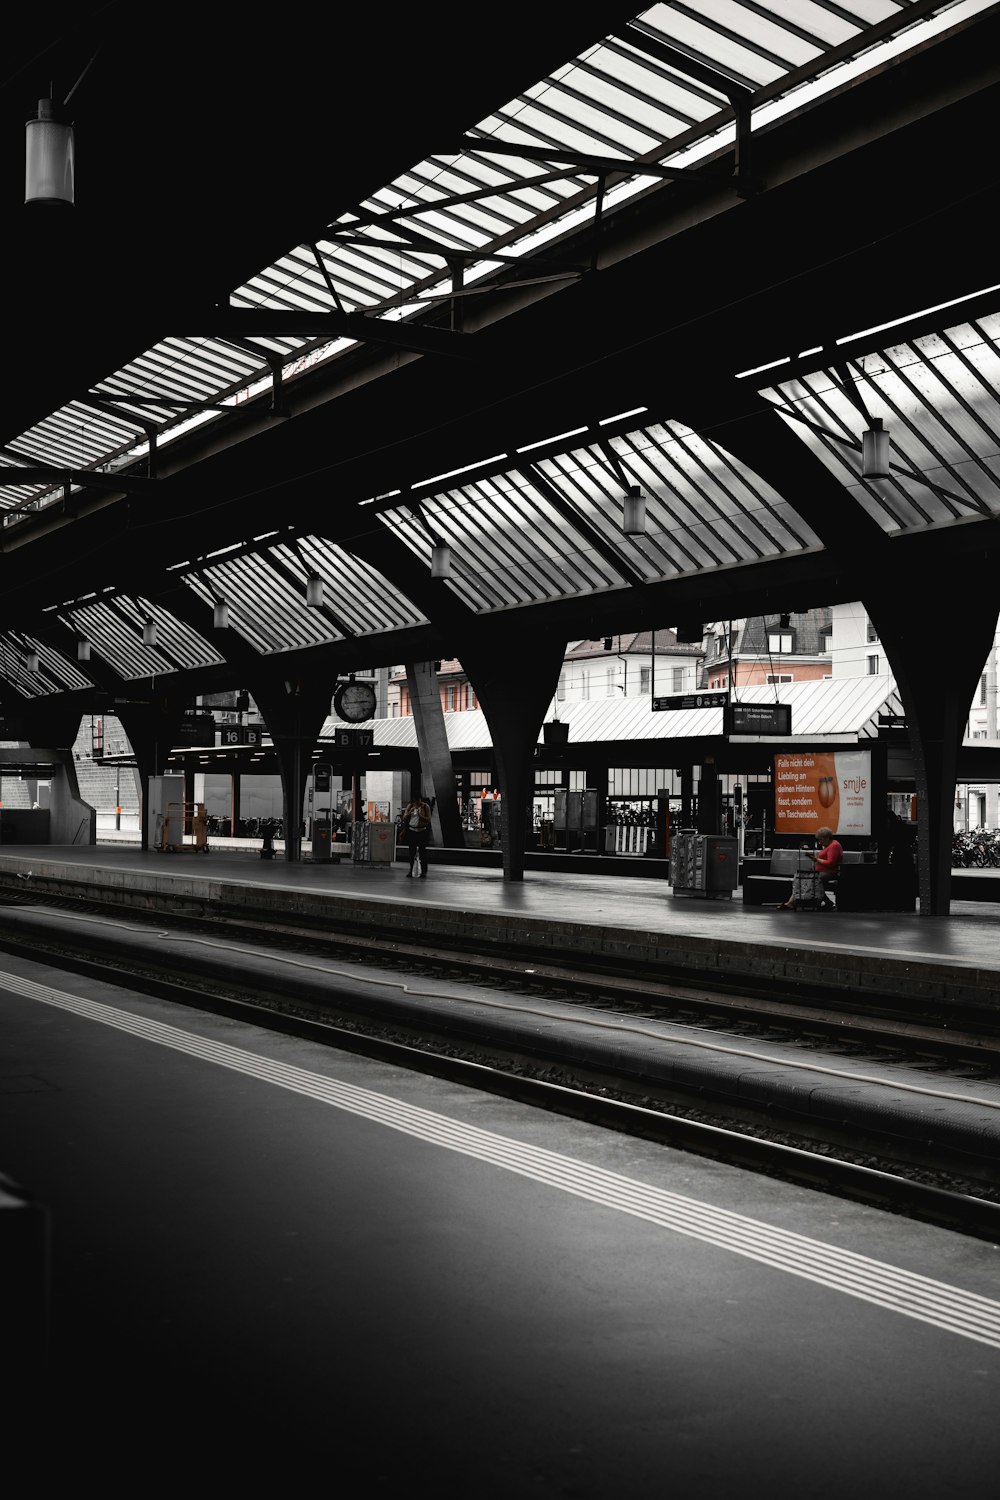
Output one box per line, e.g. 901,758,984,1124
0,482,49,512
379,476,621,614
67,600,174,679
761,379,936,533
205,553,340,653
95,338,270,417
762,305,1000,533
3,0,989,539
0,639,47,697
296,541,427,635
11,399,137,467
640,3,797,87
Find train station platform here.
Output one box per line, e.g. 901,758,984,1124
0,842,997,1016
1,841,998,1219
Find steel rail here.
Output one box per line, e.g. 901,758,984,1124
0,912,997,1245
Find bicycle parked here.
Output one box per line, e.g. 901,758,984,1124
952,829,1000,867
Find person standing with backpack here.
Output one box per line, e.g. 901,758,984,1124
401,796,432,877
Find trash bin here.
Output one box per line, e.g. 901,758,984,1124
311,818,333,860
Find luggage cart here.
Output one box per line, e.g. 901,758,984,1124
159,802,210,853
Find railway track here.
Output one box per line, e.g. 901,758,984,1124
1,884,999,1242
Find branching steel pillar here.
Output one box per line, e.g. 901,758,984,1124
112,695,187,847
463,637,566,881
869,584,999,916
251,679,332,862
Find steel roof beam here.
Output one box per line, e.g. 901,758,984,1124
0,467,153,496
202,309,469,361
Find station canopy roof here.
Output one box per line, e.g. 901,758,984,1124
2,3,1000,711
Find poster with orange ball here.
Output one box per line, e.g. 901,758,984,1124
773,750,872,836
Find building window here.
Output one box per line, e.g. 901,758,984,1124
606,668,616,697
766,673,792,685
580,671,590,700
768,632,793,654
672,667,685,691
446,685,456,711
980,674,987,705
866,619,878,643
867,654,880,675
639,666,650,694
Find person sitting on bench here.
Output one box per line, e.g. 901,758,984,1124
777,826,843,910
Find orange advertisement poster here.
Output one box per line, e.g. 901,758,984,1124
773,751,871,836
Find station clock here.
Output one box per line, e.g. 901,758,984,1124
333,678,376,723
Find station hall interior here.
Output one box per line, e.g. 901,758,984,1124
5,12,1000,1494
3,3,1000,909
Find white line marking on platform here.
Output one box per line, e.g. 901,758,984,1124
7,968,1000,1350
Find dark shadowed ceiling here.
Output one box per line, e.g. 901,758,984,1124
2,2,999,711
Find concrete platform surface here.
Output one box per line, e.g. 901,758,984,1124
0,843,996,1004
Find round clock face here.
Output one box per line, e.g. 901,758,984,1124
335,680,376,722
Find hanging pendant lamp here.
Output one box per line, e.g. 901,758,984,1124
623,485,647,536
431,542,452,580
77,639,91,661
213,599,230,629
306,574,324,608
25,99,75,206
142,618,158,646
25,650,40,673
862,417,890,479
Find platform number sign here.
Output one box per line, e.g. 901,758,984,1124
221,724,264,747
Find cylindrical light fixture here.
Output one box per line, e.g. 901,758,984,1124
862,417,890,479
213,599,230,630
142,618,158,646
25,99,75,206
25,651,40,673
430,542,452,580
306,574,324,608
623,485,647,536
77,639,91,661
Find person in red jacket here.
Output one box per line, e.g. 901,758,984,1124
778,826,842,909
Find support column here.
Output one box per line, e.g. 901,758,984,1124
251,679,332,862
114,698,187,850
464,636,567,881
869,585,999,916
405,662,463,848
680,766,694,830
696,762,720,833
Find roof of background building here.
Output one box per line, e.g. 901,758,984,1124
331,675,902,751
